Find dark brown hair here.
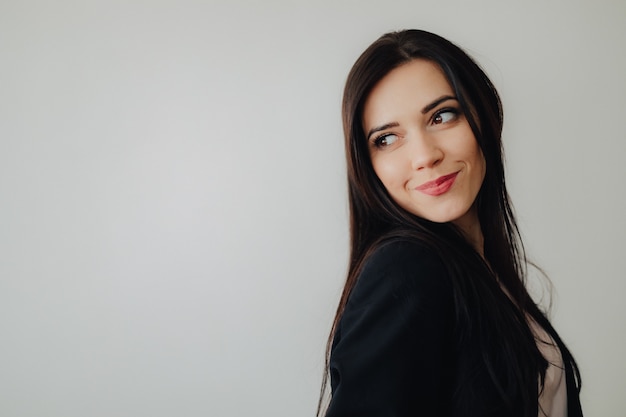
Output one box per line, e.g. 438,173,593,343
319,29,580,416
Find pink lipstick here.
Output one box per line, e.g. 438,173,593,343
415,172,458,196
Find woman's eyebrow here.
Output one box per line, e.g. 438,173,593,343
421,95,457,114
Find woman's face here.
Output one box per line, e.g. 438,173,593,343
362,59,486,231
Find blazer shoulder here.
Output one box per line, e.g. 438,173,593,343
327,239,456,416
348,238,452,308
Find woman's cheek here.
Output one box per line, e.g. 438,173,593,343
373,156,405,191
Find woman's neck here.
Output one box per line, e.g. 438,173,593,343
452,207,485,258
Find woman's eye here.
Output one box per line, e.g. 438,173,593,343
374,133,398,148
433,109,458,125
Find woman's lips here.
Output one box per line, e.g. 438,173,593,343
415,172,459,196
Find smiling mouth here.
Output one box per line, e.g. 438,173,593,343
415,172,459,196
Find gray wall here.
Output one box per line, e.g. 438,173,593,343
1,0,624,415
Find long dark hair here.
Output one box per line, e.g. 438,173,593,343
318,29,580,416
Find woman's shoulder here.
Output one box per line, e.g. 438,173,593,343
329,238,457,416
366,237,445,267
349,237,453,307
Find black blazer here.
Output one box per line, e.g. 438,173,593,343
326,240,583,417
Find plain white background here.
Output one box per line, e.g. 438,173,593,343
1,0,624,415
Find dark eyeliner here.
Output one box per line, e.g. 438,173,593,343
372,133,391,148
432,107,459,124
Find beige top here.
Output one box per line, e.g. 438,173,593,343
528,317,568,417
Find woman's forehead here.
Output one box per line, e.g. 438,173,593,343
362,60,454,130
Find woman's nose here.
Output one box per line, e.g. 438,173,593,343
409,132,444,170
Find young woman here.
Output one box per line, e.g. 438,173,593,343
319,30,583,417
